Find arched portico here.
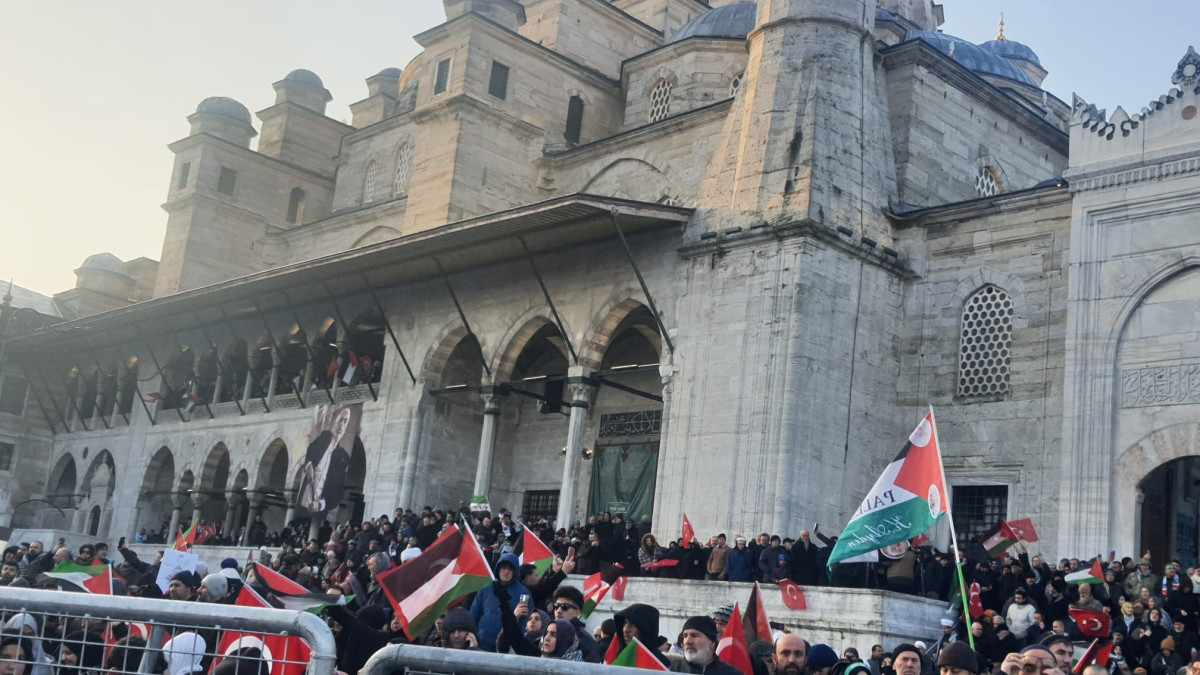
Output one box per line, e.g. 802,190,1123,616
1114,423,1200,561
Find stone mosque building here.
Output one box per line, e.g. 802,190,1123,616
2,0,1200,564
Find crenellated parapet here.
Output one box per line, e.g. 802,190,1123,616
1065,46,1200,189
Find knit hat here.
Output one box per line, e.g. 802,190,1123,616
682,615,719,643
1134,669,1148,675
808,644,839,670
937,642,979,675
442,607,477,635
171,570,202,590
221,558,239,569
1162,637,1176,651
712,604,735,623
891,644,923,666
200,574,229,602
1141,557,1152,566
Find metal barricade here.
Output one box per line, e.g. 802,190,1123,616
360,643,666,674
0,586,335,675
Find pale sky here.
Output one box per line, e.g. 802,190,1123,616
0,1,1193,297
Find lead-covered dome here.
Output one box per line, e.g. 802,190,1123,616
979,39,1042,68
668,2,756,44
283,69,325,87
194,96,253,126
904,30,1036,86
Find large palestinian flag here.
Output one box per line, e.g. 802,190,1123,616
41,562,113,594
518,529,555,578
376,524,494,640
828,409,949,567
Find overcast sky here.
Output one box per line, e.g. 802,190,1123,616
0,1,1193,297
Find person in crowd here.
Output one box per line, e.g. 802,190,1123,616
937,642,979,675
0,632,34,675
706,534,730,581
809,644,842,675
468,553,529,653
726,536,755,583
1127,558,1158,599
167,571,202,601
610,603,670,668
774,633,808,675
892,644,924,675
1149,636,1182,675
2,615,51,675
162,633,206,675
679,616,743,674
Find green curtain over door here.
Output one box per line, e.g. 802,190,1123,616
588,443,658,523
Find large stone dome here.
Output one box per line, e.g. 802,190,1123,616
979,39,1042,68
668,2,756,44
283,69,325,88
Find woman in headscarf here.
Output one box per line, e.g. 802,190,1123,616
3,614,53,675
57,631,106,675
0,631,35,675
540,620,583,661
162,633,206,675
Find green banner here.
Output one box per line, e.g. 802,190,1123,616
589,444,657,523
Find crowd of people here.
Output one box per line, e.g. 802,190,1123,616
3,504,1200,675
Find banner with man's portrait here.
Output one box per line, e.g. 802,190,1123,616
294,402,363,519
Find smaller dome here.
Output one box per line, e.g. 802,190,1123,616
979,39,1042,68
373,67,403,79
668,2,756,44
284,69,324,87
80,252,126,274
195,96,253,126
904,31,1036,87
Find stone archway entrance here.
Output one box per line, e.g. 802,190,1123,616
1115,423,1200,565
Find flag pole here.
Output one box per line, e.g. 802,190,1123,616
929,406,975,652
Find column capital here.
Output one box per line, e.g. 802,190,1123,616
247,493,267,509
170,493,190,509
480,385,508,414
225,491,247,506
189,493,209,508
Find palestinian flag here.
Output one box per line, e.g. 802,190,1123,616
582,565,624,619
718,603,754,675
519,529,555,578
42,562,113,594
246,562,345,613
982,521,1018,557
1066,558,1104,585
376,524,494,640
217,586,312,675
743,583,772,646
828,409,948,567
609,638,669,670
175,522,197,551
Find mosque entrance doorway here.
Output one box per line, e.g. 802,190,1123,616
1139,457,1200,568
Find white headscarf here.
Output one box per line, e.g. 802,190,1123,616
3,613,53,675
163,632,207,675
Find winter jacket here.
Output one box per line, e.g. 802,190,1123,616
706,545,730,578
726,546,754,583
468,553,530,652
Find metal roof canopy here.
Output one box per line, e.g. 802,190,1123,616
11,195,691,353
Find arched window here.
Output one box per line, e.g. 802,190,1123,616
565,96,585,147
958,285,1014,400
286,188,306,224
363,161,380,203
975,165,1002,198
729,72,744,98
648,79,672,124
393,143,413,197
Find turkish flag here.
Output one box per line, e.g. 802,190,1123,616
1006,518,1039,543
196,524,217,546
779,580,808,610
217,586,312,675
682,514,695,549
968,582,984,619
612,575,628,602
1069,608,1111,638
716,604,754,675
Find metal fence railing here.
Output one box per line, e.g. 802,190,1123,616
360,643,664,674
0,586,335,675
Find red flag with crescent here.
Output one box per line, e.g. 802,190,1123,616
682,514,695,549
612,575,628,602
779,580,807,611
1069,608,1111,639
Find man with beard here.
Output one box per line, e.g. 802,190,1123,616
775,633,808,675
680,615,743,674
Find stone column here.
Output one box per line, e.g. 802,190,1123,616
397,403,429,510
267,349,280,401
556,370,596,528
301,360,315,404
72,504,89,533
189,493,208,530
212,372,224,406
284,506,295,531
167,493,188,539
223,493,243,539
112,361,126,421
309,518,321,542
242,361,254,406
472,389,507,499
129,503,142,541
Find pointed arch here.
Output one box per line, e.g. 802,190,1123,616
421,322,482,390
81,449,116,499
491,314,569,384
352,225,402,249
200,442,231,492
46,453,78,508
256,438,290,491
579,297,663,370
141,447,176,494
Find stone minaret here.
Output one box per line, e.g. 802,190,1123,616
694,0,897,244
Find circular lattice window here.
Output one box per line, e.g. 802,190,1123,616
957,284,1013,399
648,79,672,123
394,143,413,197
974,166,1001,198
729,72,744,98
